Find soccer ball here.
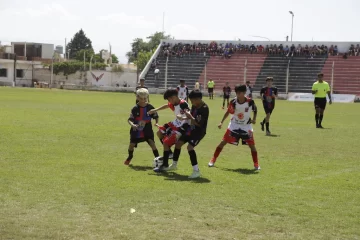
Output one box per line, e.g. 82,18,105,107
153,156,163,168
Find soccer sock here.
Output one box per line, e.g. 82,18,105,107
315,114,319,125
162,150,170,167
223,99,225,107
188,150,199,171
319,114,323,125
262,118,266,124
152,150,159,158
173,148,181,163
213,147,223,160
266,122,270,131
127,150,134,161
251,151,259,166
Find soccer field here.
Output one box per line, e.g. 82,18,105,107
0,88,359,240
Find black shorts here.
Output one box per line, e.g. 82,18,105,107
263,107,274,114
314,97,327,110
223,95,230,99
130,129,154,146
208,88,214,93
179,133,205,147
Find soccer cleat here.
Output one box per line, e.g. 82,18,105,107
254,165,261,170
260,122,265,131
188,170,201,178
168,153,174,159
153,165,169,172
124,160,131,165
266,130,271,136
316,124,319,128
164,163,178,171
318,125,324,129
208,158,216,167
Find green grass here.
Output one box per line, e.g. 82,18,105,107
0,87,359,240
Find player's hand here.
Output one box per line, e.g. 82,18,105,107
218,123,223,129
148,109,156,115
176,114,184,120
251,119,256,124
131,124,138,131
154,123,160,127
184,110,192,118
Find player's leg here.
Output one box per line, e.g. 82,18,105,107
124,142,137,165
157,127,174,158
167,140,185,170
222,97,226,109
209,139,227,167
318,100,326,128
154,129,179,172
245,130,260,170
314,99,321,128
226,97,230,108
265,110,273,135
146,138,160,158
187,144,201,178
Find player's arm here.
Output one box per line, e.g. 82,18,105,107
274,87,278,97
311,84,317,94
218,111,230,129
148,105,159,124
251,100,258,123
128,109,138,130
260,88,264,98
148,104,169,115
186,87,189,100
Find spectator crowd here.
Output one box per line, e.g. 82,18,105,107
159,41,351,59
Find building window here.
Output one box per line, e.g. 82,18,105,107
16,69,24,78
0,69,7,77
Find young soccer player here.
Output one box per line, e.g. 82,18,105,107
208,84,260,170
134,78,149,104
312,73,332,128
148,88,191,172
177,79,189,101
222,82,231,109
169,89,209,178
245,80,253,98
260,77,278,136
125,88,159,165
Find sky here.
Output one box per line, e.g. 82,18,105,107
1,0,360,63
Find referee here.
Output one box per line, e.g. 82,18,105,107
312,73,332,128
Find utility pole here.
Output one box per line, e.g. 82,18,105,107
13,54,17,87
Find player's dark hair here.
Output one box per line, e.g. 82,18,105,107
163,88,178,100
235,84,247,93
266,77,274,82
189,89,202,99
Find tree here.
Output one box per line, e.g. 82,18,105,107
111,54,119,64
126,32,171,63
67,29,93,59
75,49,95,62
134,50,154,72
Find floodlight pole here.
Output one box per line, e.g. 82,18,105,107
289,11,294,42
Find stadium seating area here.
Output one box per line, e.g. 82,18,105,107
143,41,360,95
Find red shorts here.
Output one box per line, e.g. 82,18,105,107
158,122,181,147
222,128,255,146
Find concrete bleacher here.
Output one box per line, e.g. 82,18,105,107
145,54,208,89
322,56,360,95
198,53,266,91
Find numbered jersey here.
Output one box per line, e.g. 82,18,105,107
168,99,190,127
177,85,189,100
227,98,257,131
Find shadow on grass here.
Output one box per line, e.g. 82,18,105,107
265,134,280,137
159,172,211,183
129,165,153,171
222,168,259,175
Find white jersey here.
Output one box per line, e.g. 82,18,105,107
177,85,189,100
227,98,257,131
246,85,252,97
168,99,191,127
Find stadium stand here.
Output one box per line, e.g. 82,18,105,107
141,40,360,96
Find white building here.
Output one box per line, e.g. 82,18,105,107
0,42,54,86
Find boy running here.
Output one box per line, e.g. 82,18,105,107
260,77,278,136
208,84,260,170
148,88,191,172
169,89,209,178
176,79,189,101
222,82,231,109
125,88,159,165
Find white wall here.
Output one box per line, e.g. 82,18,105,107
41,44,54,59
0,60,34,86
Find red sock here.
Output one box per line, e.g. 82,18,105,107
251,151,259,167
213,147,223,159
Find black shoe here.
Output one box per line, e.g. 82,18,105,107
316,124,320,128
260,122,265,131
318,125,324,129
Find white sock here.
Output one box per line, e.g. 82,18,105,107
192,165,199,171
172,161,177,166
